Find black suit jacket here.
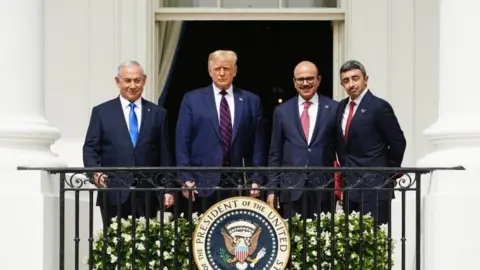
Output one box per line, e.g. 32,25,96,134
336,90,406,202
83,97,172,206
268,94,339,202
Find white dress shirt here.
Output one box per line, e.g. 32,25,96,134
298,93,319,144
119,95,142,132
212,83,235,125
341,89,369,136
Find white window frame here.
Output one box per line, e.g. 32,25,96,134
145,0,348,102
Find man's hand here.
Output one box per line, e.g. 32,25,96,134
92,173,108,188
250,183,260,198
164,193,174,208
182,180,198,201
267,194,276,208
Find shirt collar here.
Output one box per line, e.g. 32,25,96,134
212,83,233,96
119,95,142,109
298,93,319,106
349,89,369,105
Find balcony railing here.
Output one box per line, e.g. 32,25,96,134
18,166,463,270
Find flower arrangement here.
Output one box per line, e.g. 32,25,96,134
288,210,394,269
86,213,199,269
86,211,393,269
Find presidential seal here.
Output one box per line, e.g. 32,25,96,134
193,197,290,270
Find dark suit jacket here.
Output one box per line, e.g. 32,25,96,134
83,97,172,206
268,94,339,202
175,85,266,197
336,90,406,202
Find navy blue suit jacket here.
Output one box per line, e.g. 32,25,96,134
83,97,172,205
175,86,266,196
268,95,339,202
336,90,406,202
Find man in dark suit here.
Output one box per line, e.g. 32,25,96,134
267,61,339,218
83,61,173,225
176,50,266,214
336,60,406,225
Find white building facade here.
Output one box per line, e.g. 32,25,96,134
1,0,477,269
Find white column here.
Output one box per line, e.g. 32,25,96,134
0,0,62,165
0,1,65,270
417,0,480,269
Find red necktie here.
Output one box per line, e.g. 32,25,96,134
344,101,356,139
334,160,342,201
300,101,311,141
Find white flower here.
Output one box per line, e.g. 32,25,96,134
122,233,132,242
136,243,145,251
121,219,130,227
109,222,117,230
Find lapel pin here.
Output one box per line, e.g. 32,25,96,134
361,108,366,113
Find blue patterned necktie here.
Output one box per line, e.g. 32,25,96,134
219,91,232,165
129,103,138,146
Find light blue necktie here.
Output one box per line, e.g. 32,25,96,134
128,103,138,146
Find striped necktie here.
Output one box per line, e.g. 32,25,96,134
219,91,232,165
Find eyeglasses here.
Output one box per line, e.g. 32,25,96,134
293,76,317,84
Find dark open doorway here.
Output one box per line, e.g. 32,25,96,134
162,20,333,161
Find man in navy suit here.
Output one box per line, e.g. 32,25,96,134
336,60,406,225
176,50,266,214
267,61,339,218
83,61,173,225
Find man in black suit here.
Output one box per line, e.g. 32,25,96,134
83,61,173,225
267,61,339,218
336,60,406,225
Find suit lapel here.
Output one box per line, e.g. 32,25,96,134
114,97,135,149
344,90,372,146
202,86,221,141
136,99,151,147
231,88,243,143
309,96,330,145
338,98,348,141
288,98,308,144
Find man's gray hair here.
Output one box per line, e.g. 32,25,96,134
116,60,146,77
340,60,367,77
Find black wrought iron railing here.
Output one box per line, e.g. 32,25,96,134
18,166,463,270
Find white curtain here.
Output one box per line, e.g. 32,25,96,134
155,20,183,102
155,0,184,103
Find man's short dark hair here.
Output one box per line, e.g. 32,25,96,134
340,60,367,77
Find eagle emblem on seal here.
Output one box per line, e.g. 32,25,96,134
220,220,267,270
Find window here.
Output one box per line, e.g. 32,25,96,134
159,0,338,8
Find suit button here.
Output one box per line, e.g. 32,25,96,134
308,148,311,152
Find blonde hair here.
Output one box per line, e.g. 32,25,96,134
208,50,238,70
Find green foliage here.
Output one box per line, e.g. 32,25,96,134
288,211,394,269
86,214,199,269
86,211,393,269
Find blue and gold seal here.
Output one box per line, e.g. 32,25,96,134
193,197,290,270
